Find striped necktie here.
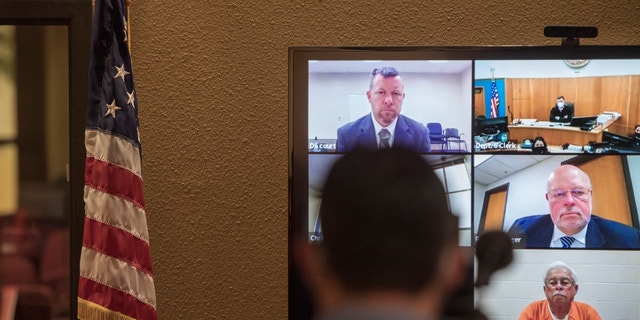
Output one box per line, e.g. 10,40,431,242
560,236,576,248
379,129,391,149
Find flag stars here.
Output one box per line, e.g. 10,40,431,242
105,99,122,118
114,64,130,82
127,90,136,108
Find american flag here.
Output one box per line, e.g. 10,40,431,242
78,0,157,319
490,78,500,118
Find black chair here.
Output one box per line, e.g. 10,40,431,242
444,128,467,152
427,122,447,151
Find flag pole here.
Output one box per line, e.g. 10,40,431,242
127,0,131,54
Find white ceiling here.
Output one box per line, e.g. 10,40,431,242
309,153,467,192
473,154,553,186
308,153,552,191
308,60,471,74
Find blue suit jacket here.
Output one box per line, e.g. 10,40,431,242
507,214,640,249
336,114,431,152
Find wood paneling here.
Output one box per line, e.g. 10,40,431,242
474,87,486,117
506,76,640,136
478,184,512,236
483,189,507,232
571,156,631,226
508,117,618,145
509,125,601,145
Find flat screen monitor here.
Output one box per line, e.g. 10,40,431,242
569,115,598,127
289,45,640,320
473,116,511,150
602,130,637,149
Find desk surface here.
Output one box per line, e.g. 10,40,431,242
510,119,609,132
474,144,583,154
508,117,618,146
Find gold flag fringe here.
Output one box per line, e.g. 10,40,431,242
78,298,136,320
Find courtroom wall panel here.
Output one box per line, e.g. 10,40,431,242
568,155,631,226
505,75,640,135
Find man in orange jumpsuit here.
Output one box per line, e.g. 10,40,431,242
519,261,601,320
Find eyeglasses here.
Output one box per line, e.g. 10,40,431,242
548,187,591,201
545,277,574,289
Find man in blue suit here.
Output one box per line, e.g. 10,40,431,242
508,164,640,249
336,67,431,153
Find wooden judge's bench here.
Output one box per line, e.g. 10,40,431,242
508,117,619,146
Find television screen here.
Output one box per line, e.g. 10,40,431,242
289,46,640,320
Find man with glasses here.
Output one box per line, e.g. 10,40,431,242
519,261,601,320
507,164,640,248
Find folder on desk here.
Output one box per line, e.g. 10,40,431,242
597,114,613,124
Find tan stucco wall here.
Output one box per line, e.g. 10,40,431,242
129,1,640,318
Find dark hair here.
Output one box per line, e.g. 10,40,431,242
534,136,546,145
319,148,457,293
532,136,548,154
370,67,401,89
557,95,565,100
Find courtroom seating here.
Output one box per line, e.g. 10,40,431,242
0,214,59,319
427,122,447,151
0,256,54,320
1,255,37,285
40,228,71,317
13,285,53,320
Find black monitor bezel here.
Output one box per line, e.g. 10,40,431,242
288,45,640,319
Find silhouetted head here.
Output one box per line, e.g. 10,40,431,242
319,148,458,293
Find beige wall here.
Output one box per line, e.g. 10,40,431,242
128,1,640,318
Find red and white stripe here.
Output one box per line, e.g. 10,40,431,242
79,128,156,320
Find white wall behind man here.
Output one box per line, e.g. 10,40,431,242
308,62,472,145
478,249,640,320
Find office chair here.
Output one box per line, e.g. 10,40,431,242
444,128,467,152
427,122,447,151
